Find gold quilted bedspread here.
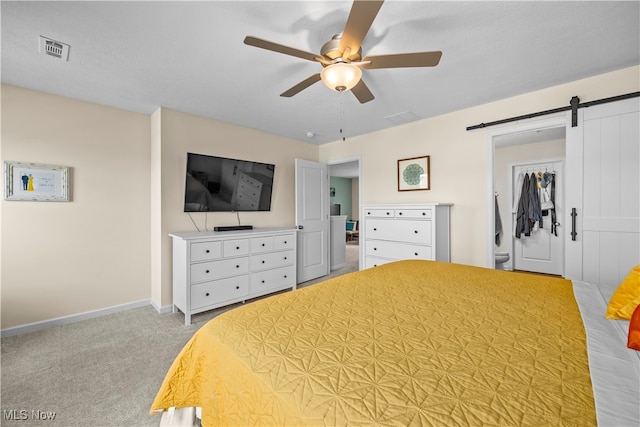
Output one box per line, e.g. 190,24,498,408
151,260,596,426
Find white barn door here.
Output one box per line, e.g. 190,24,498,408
565,98,640,285
295,159,329,283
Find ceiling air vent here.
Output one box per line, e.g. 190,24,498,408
39,36,70,61
384,111,421,126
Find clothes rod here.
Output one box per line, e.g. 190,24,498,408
466,91,640,131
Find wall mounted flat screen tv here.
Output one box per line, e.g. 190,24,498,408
184,152,275,212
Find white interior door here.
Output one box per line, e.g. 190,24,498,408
295,159,329,283
565,98,640,286
513,161,564,275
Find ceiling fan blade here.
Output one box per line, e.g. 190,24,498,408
351,79,375,104
361,51,443,69
244,36,319,62
339,0,384,59
280,73,322,97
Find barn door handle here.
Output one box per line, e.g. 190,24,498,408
570,208,578,241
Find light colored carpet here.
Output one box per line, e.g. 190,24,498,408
0,242,359,427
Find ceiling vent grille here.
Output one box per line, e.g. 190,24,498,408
384,111,421,126
39,36,70,61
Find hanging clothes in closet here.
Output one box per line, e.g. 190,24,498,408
540,171,557,236
515,172,544,238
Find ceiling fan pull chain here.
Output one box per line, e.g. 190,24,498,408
340,94,346,142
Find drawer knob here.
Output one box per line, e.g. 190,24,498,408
236,286,240,290
414,230,418,234
284,256,287,260
284,275,287,278
422,212,426,216
373,228,377,231
262,243,265,247
374,247,377,251
236,246,240,250
398,212,403,215
236,265,240,268
415,252,418,256
205,292,210,296
262,280,265,283
205,270,210,273
386,212,390,216
262,260,265,264
205,249,210,253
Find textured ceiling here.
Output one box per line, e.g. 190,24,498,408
2,1,639,145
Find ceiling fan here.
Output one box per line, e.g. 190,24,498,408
244,0,442,104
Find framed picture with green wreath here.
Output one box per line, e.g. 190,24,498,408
397,155,430,191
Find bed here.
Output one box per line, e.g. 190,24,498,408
151,260,640,426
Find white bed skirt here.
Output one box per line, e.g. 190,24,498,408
158,407,201,427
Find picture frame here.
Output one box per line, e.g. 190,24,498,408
398,155,430,191
4,161,70,201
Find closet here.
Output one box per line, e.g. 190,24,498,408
490,97,638,285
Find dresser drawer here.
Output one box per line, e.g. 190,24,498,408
366,240,433,261
250,266,295,294
190,257,249,283
190,241,222,262
395,208,432,219
251,250,294,271
223,239,249,257
364,257,395,269
274,233,295,251
366,219,432,244
251,236,274,253
364,208,395,218
190,275,249,310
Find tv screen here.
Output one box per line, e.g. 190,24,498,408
184,152,275,212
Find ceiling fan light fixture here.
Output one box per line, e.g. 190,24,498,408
320,62,362,92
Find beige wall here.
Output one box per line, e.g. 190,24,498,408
319,66,640,267
1,88,318,329
2,65,638,330
1,85,151,328
152,108,318,307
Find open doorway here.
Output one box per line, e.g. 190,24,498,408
328,158,361,274
486,118,567,275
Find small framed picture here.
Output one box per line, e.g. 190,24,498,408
4,161,70,201
398,155,430,191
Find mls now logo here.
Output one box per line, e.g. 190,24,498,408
3,409,56,420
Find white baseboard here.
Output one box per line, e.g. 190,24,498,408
151,299,174,314
1,299,151,338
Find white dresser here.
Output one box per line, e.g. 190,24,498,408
170,227,297,325
362,204,452,268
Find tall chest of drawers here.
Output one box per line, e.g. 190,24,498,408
170,227,297,325
362,204,452,268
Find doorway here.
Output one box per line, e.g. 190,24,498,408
487,117,567,274
328,158,361,272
